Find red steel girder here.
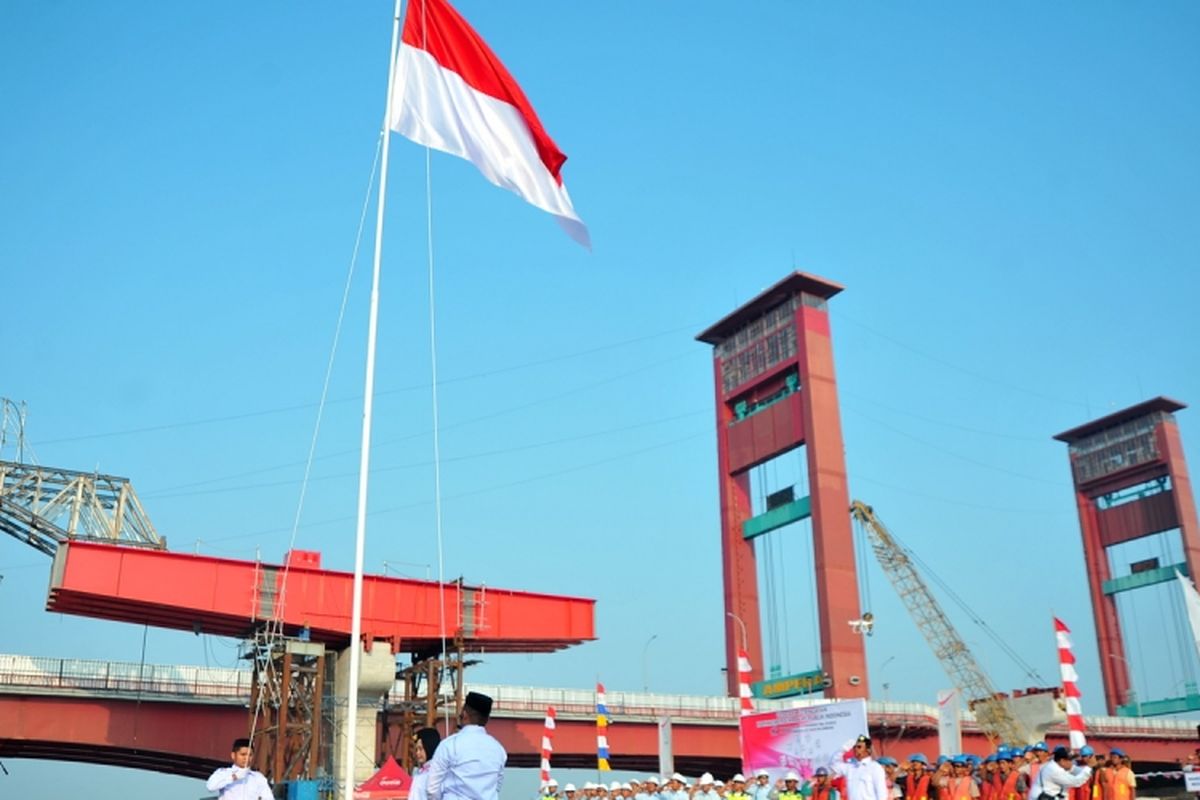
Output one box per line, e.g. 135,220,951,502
47,542,594,652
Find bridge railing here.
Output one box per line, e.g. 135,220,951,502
0,653,251,701
463,682,938,725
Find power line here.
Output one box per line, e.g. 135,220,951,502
833,310,1091,410
31,325,704,447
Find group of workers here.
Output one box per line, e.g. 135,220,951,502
539,737,1137,800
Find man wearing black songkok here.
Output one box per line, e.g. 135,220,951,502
426,691,507,800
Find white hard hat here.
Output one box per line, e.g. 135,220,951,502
611,782,622,792
785,772,800,782
623,785,633,791
755,769,770,778
565,785,577,792
700,773,715,786
672,774,687,783
549,779,559,787
645,777,661,785
732,775,746,783
585,783,596,790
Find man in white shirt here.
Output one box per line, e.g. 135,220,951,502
828,734,890,800
662,773,690,800
751,769,773,800
426,691,508,800
1027,747,1092,800
205,737,272,800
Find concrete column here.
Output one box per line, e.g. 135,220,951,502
333,640,396,785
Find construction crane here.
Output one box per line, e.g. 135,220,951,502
850,499,1031,745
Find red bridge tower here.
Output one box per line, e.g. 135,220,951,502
1055,397,1200,716
697,272,868,700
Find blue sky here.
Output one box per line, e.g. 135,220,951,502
2,1,1199,797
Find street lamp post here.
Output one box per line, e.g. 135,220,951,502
727,612,748,651
643,634,658,691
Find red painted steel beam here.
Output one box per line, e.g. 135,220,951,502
47,542,594,652
0,694,243,778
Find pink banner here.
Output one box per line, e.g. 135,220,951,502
739,699,867,781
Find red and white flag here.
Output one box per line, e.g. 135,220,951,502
389,0,590,248
1054,617,1087,749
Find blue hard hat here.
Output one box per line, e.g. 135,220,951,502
1111,748,1126,758
909,754,929,766
878,757,898,767
937,756,949,765
1080,746,1095,757
951,755,967,765
1023,746,1034,754
985,755,997,764
1033,742,1048,752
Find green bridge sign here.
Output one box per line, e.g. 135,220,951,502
751,668,831,699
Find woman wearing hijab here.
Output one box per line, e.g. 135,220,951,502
409,727,442,800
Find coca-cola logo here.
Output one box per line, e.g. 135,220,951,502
380,778,405,788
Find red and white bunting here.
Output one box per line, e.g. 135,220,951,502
540,705,556,786
1054,617,1087,749
738,649,755,715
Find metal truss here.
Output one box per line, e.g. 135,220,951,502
248,632,329,783
0,460,166,556
383,637,472,772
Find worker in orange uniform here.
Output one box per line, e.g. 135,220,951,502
943,757,979,800
1108,751,1135,800
1070,747,1102,800
904,754,932,800
803,768,840,800
979,756,997,800
993,750,1027,800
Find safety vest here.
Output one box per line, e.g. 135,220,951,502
1097,767,1115,800
810,784,833,800
777,792,804,800
1112,768,1133,800
997,771,1022,800
728,792,752,800
906,773,932,800
981,775,994,800
1071,772,1096,800
1028,764,1042,790
949,777,975,800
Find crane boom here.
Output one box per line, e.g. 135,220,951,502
850,500,1031,745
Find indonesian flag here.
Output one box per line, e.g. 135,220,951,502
389,0,590,248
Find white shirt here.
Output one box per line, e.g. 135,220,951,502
426,724,507,800
1027,762,1091,800
829,757,889,800
411,764,432,800
205,765,272,800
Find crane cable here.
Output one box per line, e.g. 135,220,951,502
889,524,1046,684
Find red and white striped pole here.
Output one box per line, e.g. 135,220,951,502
541,705,556,787
1054,617,1087,749
738,649,755,715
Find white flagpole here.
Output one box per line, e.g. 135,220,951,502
343,1,403,799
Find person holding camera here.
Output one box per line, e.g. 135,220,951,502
1026,747,1092,800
